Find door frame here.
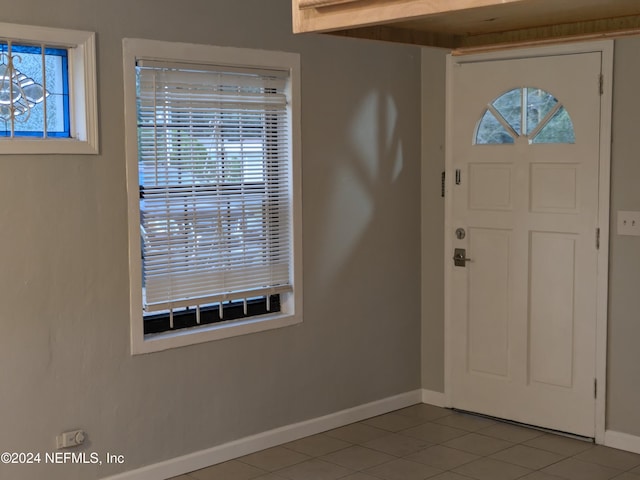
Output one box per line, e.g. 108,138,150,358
442,40,613,443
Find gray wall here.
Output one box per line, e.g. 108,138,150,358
606,37,640,436
0,1,422,479
421,47,447,392
5,1,640,478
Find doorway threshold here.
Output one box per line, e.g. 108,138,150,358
451,408,595,443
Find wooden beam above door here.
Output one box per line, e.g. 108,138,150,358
292,0,640,52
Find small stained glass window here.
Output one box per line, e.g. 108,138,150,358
0,42,70,138
475,87,574,145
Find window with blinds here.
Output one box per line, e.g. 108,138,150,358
136,60,293,331
124,39,301,354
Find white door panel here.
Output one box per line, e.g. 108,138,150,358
448,52,601,437
467,227,511,378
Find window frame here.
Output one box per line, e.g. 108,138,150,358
0,22,98,154
123,38,302,355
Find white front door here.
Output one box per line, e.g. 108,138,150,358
447,50,605,437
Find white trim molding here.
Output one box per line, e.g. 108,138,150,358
103,390,422,480
594,40,614,446
604,430,640,455
421,389,446,407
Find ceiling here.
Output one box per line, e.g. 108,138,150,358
293,0,640,52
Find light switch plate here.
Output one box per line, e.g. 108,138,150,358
617,211,640,236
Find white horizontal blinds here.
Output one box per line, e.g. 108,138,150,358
137,61,292,313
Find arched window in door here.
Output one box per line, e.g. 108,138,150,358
475,87,575,145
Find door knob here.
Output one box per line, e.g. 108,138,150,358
453,248,472,267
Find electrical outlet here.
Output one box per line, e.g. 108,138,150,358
617,211,640,236
56,429,85,449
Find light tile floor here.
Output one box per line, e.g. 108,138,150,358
169,404,640,480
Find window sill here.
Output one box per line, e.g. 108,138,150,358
0,137,99,155
131,312,302,355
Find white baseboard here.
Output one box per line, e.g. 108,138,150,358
104,389,422,480
603,430,640,454
421,389,446,407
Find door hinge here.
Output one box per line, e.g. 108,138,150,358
594,378,598,399
596,227,600,250
455,169,461,185
599,74,604,95
441,171,446,197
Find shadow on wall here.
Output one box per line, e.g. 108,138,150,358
300,40,422,404
314,90,405,290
